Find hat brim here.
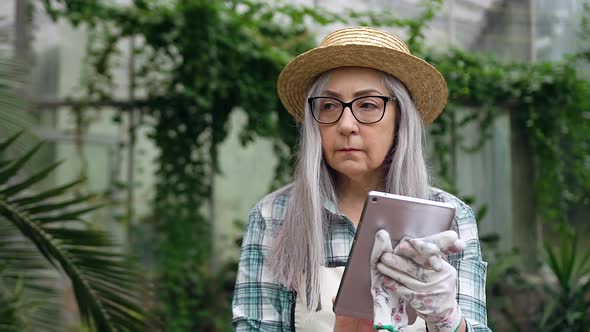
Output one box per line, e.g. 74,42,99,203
277,44,448,124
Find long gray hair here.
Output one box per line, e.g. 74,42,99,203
268,69,431,311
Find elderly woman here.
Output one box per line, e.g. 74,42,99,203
232,27,489,332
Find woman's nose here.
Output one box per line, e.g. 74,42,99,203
337,107,359,135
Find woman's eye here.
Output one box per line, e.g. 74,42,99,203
321,103,338,111
359,102,378,110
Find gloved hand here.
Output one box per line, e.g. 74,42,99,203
370,229,407,332
377,231,466,332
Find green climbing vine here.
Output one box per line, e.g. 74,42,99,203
428,49,590,223
39,0,589,330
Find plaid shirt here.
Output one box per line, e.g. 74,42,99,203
232,186,490,331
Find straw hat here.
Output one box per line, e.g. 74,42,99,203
277,26,447,124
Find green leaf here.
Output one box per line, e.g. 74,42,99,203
562,233,576,288
574,250,590,278
0,143,44,185
0,160,63,198
0,130,24,154
34,204,103,224
23,194,96,215
545,241,565,286
540,297,560,328
475,205,488,222
9,178,86,207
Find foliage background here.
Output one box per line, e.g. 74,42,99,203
5,0,589,330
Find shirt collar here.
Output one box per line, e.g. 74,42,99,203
322,196,338,215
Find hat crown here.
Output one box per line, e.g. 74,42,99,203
277,26,447,124
320,26,411,55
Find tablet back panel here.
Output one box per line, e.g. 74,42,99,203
333,191,456,319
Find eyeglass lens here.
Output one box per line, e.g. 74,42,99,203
310,96,387,124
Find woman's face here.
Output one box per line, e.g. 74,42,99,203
318,67,396,184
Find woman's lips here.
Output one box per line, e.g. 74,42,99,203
338,148,362,152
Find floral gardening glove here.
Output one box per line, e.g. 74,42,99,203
370,230,410,332
376,231,466,332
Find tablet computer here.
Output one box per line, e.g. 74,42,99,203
333,191,456,321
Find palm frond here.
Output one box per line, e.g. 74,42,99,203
21,194,96,215
33,205,104,224
0,265,25,332
9,178,86,206
0,198,146,332
0,142,44,183
0,133,147,331
0,160,63,197
0,130,24,154
0,219,62,332
0,58,49,174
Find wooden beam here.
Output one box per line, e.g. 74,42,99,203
33,98,149,111
14,0,30,60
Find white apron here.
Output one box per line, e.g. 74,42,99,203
294,266,426,331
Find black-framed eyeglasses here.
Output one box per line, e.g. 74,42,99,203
307,95,396,124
